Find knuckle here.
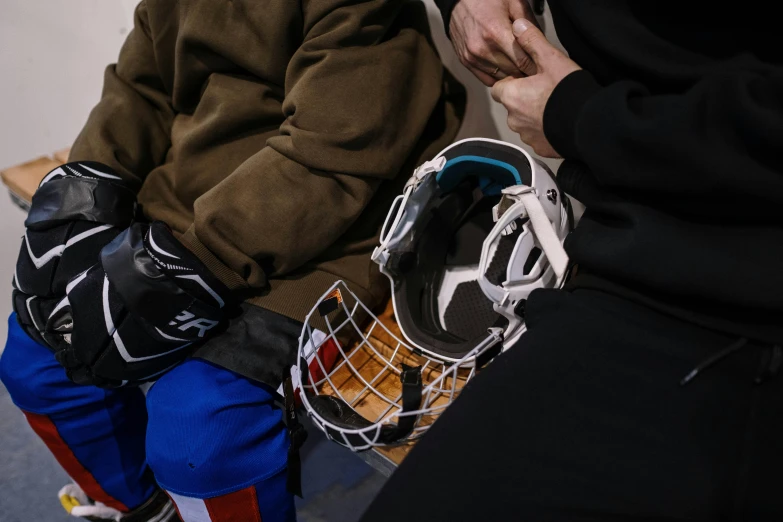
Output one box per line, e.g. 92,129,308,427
479,26,498,43
515,54,534,71
486,22,505,41
465,39,486,58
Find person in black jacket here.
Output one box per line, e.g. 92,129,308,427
360,1,783,520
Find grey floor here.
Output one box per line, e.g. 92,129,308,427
0,379,386,522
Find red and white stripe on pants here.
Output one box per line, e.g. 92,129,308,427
168,487,263,522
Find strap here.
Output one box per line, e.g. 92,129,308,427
476,343,503,370
378,364,423,444
25,177,136,230
283,376,308,497
305,365,423,448
518,192,569,281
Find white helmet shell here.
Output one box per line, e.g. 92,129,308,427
372,138,572,360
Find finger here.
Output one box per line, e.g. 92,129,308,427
471,66,498,87
497,33,537,76
511,18,551,64
487,51,520,78
469,52,511,79
458,51,498,86
466,55,508,85
490,77,516,104
508,0,540,28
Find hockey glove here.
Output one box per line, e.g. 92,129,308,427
13,162,137,347
46,221,234,387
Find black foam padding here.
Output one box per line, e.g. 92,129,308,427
443,281,498,341
445,197,498,267
485,227,523,286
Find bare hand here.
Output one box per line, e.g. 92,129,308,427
491,19,581,157
449,0,539,86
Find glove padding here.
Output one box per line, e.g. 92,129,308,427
13,162,137,346
46,221,233,388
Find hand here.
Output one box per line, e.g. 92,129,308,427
490,19,582,157
46,222,234,388
449,0,539,86
13,162,137,347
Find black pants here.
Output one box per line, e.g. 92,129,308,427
360,289,783,521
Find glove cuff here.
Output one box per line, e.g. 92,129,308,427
177,226,252,292
100,223,234,336
143,221,235,306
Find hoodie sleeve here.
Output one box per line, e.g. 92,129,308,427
433,0,459,34
178,0,445,291
543,64,783,201
68,0,174,187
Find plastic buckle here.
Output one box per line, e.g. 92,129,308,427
400,366,422,386
371,245,389,265
500,184,536,198
406,156,447,191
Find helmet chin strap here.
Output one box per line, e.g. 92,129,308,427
515,191,569,283
486,185,569,289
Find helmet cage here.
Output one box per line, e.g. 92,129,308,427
295,281,503,451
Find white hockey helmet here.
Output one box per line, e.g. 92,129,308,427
372,138,572,360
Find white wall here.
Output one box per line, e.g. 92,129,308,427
0,1,136,346
0,0,564,347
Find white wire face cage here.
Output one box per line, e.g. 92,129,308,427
295,281,503,452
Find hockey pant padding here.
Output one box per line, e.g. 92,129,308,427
2,314,295,522
145,358,294,522
0,314,155,511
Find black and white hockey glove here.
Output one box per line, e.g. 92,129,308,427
45,221,234,388
13,162,137,347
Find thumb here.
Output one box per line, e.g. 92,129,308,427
490,76,515,104
511,18,549,64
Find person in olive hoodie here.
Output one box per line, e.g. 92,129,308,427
0,0,463,520
360,1,783,521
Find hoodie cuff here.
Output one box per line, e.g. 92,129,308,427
177,226,251,292
543,70,601,162
434,0,459,38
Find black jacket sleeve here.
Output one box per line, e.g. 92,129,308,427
434,0,458,35
543,64,783,202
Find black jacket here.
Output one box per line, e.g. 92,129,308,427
437,0,783,343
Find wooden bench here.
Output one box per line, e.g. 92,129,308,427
0,151,414,475
1,149,70,210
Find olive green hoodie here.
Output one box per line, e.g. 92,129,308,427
69,0,464,325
